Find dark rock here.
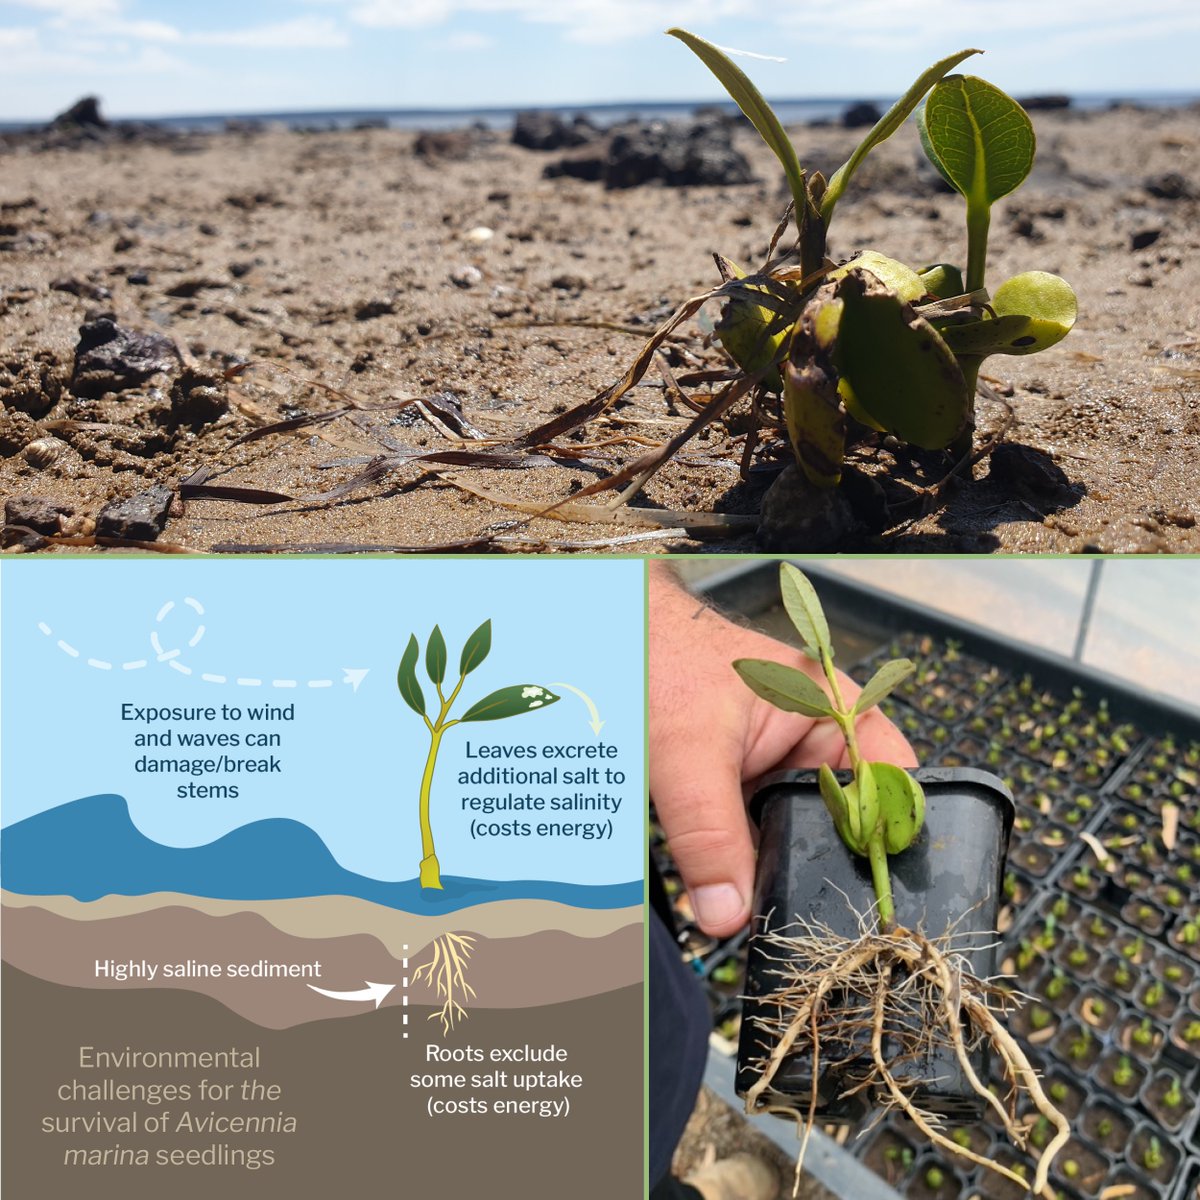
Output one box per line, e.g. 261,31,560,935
986,443,1078,507
1130,228,1162,251
51,276,112,301
842,101,883,129
542,144,607,182
228,260,254,278
71,319,179,399
602,120,753,190
1,524,47,551
1016,94,1071,111
355,298,395,320
164,277,225,298
0,350,66,417
512,110,596,151
1145,172,1193,201
4,495,75,535
414,130,479,162
52,96,107,129
127,270,150,286
170,365,228,427
757,464,861,550
551,274,588,292
95,486,174,541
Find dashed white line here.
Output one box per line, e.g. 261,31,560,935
123,660,147,671
169,661,193,676
237,678,262,687
185,597,204,615
57,640,79,658
308,679,333,689
156,601,175,622
272,679,297,688
188,624,206,648
87,658,113,670
202,674,226,684
38,622,52,636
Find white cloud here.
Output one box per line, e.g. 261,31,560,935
0,26,38,49
444,30,492,49
191,15,350,48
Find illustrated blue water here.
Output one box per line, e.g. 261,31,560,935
0,795,642,913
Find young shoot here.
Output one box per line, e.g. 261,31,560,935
397,620,559,889
734,563,924,929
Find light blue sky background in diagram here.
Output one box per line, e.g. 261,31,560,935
0,559,645,886
0,0,1197,120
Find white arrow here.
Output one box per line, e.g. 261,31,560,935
307,980,395,1009
550,682,604,736
342,668,370,693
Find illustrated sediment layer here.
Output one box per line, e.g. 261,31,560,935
2,964,643,1200
2,896,642,1028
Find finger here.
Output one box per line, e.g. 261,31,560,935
653,731,755,937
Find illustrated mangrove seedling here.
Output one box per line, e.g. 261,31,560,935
413,932,477,1034
731,563,1067,1193
397,620,559,889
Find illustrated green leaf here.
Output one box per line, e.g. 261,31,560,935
667,28,808,221
459,619,492,677
821,47,981,221
938,272,1077,358
832,270,970,450
854,659,915,715
732,658,834,718
779,562,832,660
459,684,560,723
396,634,426,717
426,625,447,686
871,762,926,854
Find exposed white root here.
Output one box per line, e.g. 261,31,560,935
740,918,1068,1196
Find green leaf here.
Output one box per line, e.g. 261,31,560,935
832,270,970,450
821,47,981,221
854,659,915,715
426,625,447,686
918,263,965,299
784,356,846,487
818,764,853,849
779,562,832,660
396,634,426,717
459,684,560,723
732,658,834,718
459,619,492,677
667,28,808,222
853,760,879,848
938,272,1077,358
715,268,799,391
918,75,1034,291
829,251,926,303
871,762,926,854
918,75,1035,206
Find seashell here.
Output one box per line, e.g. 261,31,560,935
23,436,67,469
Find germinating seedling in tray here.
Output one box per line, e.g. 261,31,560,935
668,30,1076,483
732,564,1069,1195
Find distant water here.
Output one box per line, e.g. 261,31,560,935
2,93,1196,135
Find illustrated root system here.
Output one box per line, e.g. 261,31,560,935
413,932,477,1034
743,918,1070,1198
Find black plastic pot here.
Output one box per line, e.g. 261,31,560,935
735,767,1014,1122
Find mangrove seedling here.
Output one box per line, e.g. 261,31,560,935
1113,1057,1134,1088
1062,1159,1079,1180
732,563,1067,1194
1133,1018,1155,1048
397,620,559,889
1143,982,1165,1008
1144,1138,1164,1172
1096,1118,1113,1139
1164,1076,1183,1109
925,1166,946,1190
1045,970,1067,1001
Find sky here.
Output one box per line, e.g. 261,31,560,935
0,0,1198,120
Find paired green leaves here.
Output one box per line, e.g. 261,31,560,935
819,761,926,858
460,684,560,723
821,47,981,221
873,763,927,854
397,634,426,717
855,659,915,716
667,28,808,223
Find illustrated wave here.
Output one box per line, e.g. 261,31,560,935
0,796,642,912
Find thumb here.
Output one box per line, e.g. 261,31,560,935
653,731,755,938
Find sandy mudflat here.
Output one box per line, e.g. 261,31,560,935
1,104,1197,553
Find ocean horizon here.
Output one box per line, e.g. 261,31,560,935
2,91,1197,134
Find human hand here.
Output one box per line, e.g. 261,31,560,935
649,565,917,937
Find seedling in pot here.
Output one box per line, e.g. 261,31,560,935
396,620,559,889
732,563,1067,1194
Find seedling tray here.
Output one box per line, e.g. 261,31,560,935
651,561,1200,1200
